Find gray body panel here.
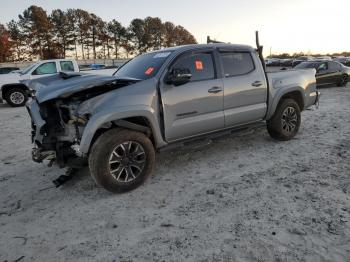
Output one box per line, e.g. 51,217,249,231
26,73,119,103
160,78,225,141
222,52,268,127
26,43,318,160
266,69,317,119
76,78,166,153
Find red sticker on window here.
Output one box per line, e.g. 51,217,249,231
195,60,203,70
145,67,154,75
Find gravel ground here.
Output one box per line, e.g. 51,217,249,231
0,85,349,262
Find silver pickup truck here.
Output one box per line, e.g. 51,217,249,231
26,43,319,193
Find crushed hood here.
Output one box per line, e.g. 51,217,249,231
24,72,140,103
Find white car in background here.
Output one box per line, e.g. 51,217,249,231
0,59,118,107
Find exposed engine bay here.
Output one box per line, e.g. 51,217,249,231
27,74,141,167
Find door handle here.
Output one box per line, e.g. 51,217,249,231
252,81,263,87
208,86,222,94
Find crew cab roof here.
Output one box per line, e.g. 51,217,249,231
150,43,256,53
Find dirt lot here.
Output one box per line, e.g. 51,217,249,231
0,85,349,262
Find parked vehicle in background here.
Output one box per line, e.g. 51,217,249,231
295,60,350,87
0,67,20,74
78,64,91,71
0,59,79,107
315,56,332,61
26,43,319,193
334,57,350,67
0,59,118,107
80,64,106,70
280,58,293,67
79,63,120,71
265,58,281,66
292,56,314,67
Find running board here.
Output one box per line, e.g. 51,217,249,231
159,121,265,152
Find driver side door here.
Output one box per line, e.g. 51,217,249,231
160,51,224,142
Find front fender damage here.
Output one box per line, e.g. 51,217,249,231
26,75,145,168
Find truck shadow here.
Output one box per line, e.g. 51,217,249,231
55,125,269,197
0,103,11,108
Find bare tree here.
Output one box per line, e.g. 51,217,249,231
107,19,126,59
0,24,12,62
7,20,25,60
18,5,54,59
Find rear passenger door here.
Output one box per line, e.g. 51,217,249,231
327,61,342,84
59,61,75,72
219,51,267,127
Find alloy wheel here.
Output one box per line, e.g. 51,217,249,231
108,141,146,182
341,75,348,86
281,106,298,134
10,92,25,105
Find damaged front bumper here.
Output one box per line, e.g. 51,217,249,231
312,90,321,109
26,98,46,144
26,98,87,167
32,147,55,163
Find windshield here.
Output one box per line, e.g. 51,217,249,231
20,63,37,75
114,51,172,80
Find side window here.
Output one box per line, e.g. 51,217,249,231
172,52,215,82
60,61,75,72
220,52,255,77
328,61,341,70
33,62,57,75
318,63,327,71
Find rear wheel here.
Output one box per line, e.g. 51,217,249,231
4,87,28,107
267,99,301,141
89,128,155,193
337,74,348,87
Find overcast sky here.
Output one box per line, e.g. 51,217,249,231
1,0,349,55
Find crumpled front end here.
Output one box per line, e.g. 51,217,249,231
26,97,88,168
25,74,143,168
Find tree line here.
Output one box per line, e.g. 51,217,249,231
0,5,197,62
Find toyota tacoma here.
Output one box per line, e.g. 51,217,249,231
26,42,319,193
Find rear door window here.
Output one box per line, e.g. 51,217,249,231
172,52,215,82
60,61,75,72
220,52,255,77
328,61,341,71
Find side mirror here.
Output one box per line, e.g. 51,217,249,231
165,68,192,86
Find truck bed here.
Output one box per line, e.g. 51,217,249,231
265,68,318,118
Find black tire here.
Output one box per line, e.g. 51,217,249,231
4,87,28,107
267,99,301,141
89,128,155,193
337,74,348,87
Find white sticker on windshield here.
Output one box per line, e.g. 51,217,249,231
153,52,171,58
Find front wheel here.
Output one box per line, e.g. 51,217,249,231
337,74,348,87
89,128,155,193
267,99,301,141
4,87,28,107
